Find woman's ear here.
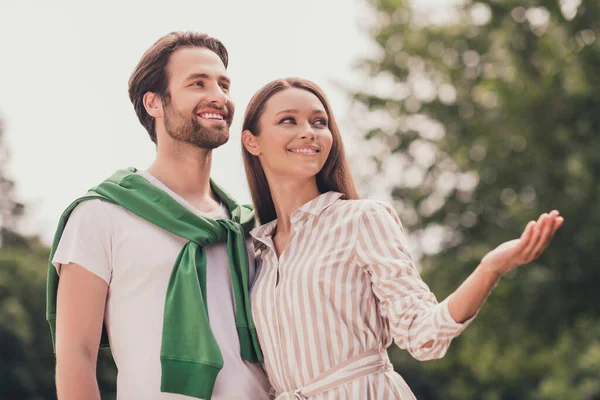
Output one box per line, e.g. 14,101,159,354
143,92,164,119
242,130,261,156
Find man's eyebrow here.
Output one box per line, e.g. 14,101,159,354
185,73,231,85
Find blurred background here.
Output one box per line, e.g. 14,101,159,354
1,0,599,399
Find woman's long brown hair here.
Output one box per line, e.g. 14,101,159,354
242,77,359,224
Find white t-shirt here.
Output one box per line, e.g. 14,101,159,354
52,171,270,400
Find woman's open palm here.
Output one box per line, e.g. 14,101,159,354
481,210,564,276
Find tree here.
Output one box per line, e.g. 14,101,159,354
352,0,600,398
0,115,117,399
0,117,26,248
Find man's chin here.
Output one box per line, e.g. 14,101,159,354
212,126,229,142
198,130,230,150
213,133,230,148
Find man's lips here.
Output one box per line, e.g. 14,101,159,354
198,111,225,121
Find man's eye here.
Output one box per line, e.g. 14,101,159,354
220,84,230,93
194,81,205,87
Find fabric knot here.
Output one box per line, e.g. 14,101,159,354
47,168,264,399
274,349,391,399
218,219,242,235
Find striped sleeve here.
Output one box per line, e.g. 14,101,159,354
355,202,474,361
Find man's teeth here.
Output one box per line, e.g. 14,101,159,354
200,113,224,120
289,149,318,154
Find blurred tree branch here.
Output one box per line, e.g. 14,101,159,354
0,117,26,248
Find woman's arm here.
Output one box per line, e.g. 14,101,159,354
356,202,467,361
356,202,562,361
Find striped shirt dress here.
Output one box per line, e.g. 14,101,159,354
250,192,474,399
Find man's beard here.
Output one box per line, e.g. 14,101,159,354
162,100,231,150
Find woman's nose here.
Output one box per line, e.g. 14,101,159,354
299,123,317,140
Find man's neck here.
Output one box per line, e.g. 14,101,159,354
147,139,220,213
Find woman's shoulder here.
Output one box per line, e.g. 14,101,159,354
337,197,398,214
336,198,400,223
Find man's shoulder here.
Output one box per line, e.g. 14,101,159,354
70,197,120,217
67,197,137,228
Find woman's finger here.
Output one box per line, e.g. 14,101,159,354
522,219,542,261
553,216,564,230
534,216,564,258
516,221,536,252
533,214,558,258
526,213,551,259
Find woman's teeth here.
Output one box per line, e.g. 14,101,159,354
289,149,318,154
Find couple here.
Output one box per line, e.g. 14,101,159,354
46,32,563,400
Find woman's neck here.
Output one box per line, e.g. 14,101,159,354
268,177,321,235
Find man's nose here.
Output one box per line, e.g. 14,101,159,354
206,84,228,107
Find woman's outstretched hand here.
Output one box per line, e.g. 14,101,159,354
480,210,564,278
446,210,564,324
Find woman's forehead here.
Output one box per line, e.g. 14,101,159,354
264,88,326,114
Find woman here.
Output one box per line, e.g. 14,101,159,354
241,78,562,399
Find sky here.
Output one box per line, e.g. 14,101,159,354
0,0,449,244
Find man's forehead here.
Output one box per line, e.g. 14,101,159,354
167,47,228,79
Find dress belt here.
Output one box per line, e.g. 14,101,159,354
275,349,393,400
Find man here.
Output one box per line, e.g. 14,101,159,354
46,32,270,400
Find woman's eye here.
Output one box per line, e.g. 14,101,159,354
313,118,328,127
280,117,295,124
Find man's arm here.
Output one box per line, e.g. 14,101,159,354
55,262,108,400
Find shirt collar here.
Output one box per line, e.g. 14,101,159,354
291,191,344,222
250,191,344,242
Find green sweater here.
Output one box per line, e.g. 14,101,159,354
46,168,263,399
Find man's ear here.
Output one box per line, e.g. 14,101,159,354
143,92,164,119
242,130,261,156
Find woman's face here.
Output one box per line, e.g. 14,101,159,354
244,88,333,183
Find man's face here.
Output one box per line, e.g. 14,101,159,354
161,47,234,149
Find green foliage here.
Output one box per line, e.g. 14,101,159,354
0,240,117,399
0,117,25,245
354,0,600,398
0,117,116,398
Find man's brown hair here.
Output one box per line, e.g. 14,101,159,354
128,32,229,143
